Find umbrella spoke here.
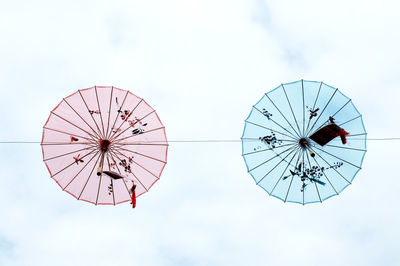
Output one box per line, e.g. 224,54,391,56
305,150,322,202
63,98,102,140
305,81,322,134
270,147,301,195
284,148,303,202
43,126,97,143
306,87,338,136
62,150,100,190
302,80,305,136
255,101,300,139
113,146,167,163
111,147,160,179
51,149,98,178
324,144,366,152
248,145,297,173
106,90,129,139
311,147,351,184
95,86,106,138
112,126,166,144
41,142,97,145
310,153,338,195
77,152,102,200
78,90,104,139
104,154,116,205
105,86,114,139
244,120,297,140
256,145,298,184
108,148,148,194
302,149,305,205
50,112,99,140
108,99,144,141
242,143,295,156
311,99,351,133
44,144,98,162
339,115,362,127
313,146,361,169
281,84,302,137
113,141,168,146
110,109,155,143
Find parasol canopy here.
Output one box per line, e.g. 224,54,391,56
241,80,366,204
41,86,168,206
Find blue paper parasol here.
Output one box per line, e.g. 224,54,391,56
242,80,366,204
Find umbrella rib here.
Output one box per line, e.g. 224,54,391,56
41,142,97,145
95,161,103,205
242,143,295,156
51,149,98,178
112,126,166,144
241,137,296,143
108,149,148,193
263,95,300,139
113,142,168,146
105,86,114,139
256,145,298,184
305,151,322,203
244,120,297,140
306,88,338,136
311,147,351,184
62,150,100,190
50,112,98,140
270,147,300,195
94,86,106,138
310,153,338,195
111,147,160,179
43,126,97,143
324,144,366,152
284,148,303,202
44,145,98,162
78,90,104,139
310,99,352,134
104,153,116,205
108,99,144,141
107,150,133,198
248,145,296,173
305,81,323,134
313,146,361,169
77,151,102,200
110,109,156,143
253,105,299,139
114,146,167,163
281,84,302,137
302,80,305,136
302,149,305,205
62,98,101,140
331,99,352,118
339,115,362,127
106,90,129,139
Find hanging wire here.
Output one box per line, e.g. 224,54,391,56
1,137,400,144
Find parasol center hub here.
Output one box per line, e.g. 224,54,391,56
99,139,111,152
299,137,310,148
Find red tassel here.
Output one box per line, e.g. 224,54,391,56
339,129,349,144
131,184,136,208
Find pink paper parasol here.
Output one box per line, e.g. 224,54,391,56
41,86,168,206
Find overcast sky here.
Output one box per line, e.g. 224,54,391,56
1,0,400,265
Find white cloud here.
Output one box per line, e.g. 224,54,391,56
0,0,399,265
